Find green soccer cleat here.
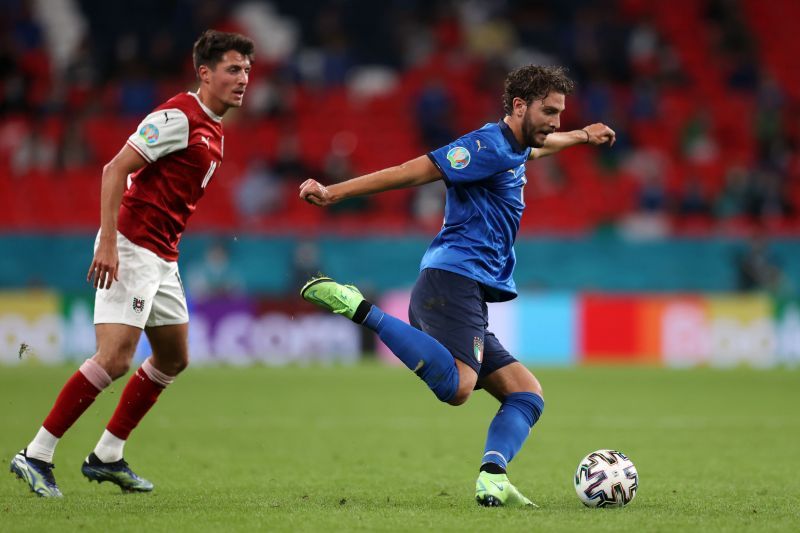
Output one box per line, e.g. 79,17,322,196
475,471,537,507
300,276,364,320
9,450,63,498
81,453,154,493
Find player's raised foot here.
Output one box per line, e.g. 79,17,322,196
300,276,364,320
81,453,153,493
9,449,63,498
475,471,537,508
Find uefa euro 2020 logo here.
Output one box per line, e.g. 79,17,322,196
139,124,159,145
447,146,471,169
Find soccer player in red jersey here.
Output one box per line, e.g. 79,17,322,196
9,30,254,497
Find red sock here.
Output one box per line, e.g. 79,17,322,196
42,359,111,437
105,365,167,440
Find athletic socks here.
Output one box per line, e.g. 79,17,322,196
26,357,176,464
357,303,459,403
93,430,127,464
27,359,112,462
479,462,507,475
481,392,545,471
99,358,175,461
358,302,545,473
25,427,59,464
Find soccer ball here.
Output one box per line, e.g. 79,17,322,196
574,449,638,508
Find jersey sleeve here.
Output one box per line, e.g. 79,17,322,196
126,108,189,163
427,131,517,186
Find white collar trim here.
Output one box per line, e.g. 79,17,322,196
188,92,223,122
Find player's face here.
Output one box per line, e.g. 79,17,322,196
521,92,565,148
206,51,251,109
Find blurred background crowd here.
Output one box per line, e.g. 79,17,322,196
2,0,800,366
3,0,800,237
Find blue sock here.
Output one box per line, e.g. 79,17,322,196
481,392,544,471
363,305,459,403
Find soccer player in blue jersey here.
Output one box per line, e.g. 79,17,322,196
299,65,615,507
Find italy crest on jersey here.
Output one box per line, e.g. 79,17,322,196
447,146,471,169
139,124,159,145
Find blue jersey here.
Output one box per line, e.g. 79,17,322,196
423,120,531,302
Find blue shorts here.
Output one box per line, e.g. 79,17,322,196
408,268,518,384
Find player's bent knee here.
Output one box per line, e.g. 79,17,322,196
530,377,543,399
441,359,476,405
519,367,543,399
173,355,189,375
152,353,189,376
94,338,139,379
446,388,472,406
445,378,475,406
96,358,130,380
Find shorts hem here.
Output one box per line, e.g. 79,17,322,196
451,350,480,375
478,357,516,379
146,319,189,328
93,320,145,330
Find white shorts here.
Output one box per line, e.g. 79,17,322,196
94,231,189,329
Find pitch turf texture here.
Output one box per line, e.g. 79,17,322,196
1,364,798,532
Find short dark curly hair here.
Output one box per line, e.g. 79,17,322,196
502,65,575,115
192,30,255,74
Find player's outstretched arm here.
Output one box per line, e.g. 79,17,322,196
87,145,147,289
299,155,442,206
530,122,616,159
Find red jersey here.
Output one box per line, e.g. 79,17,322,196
119,92,224,261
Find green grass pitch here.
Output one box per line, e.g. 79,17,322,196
1,363,798,532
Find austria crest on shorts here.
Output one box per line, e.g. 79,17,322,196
473,336,484,363
447,146,471,169
132,297,145,314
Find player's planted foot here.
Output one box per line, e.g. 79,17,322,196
301,276,365,320
9,449,63,498
81,453,154,493
475,471,536,507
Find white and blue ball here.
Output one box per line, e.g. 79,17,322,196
574,449,638,508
